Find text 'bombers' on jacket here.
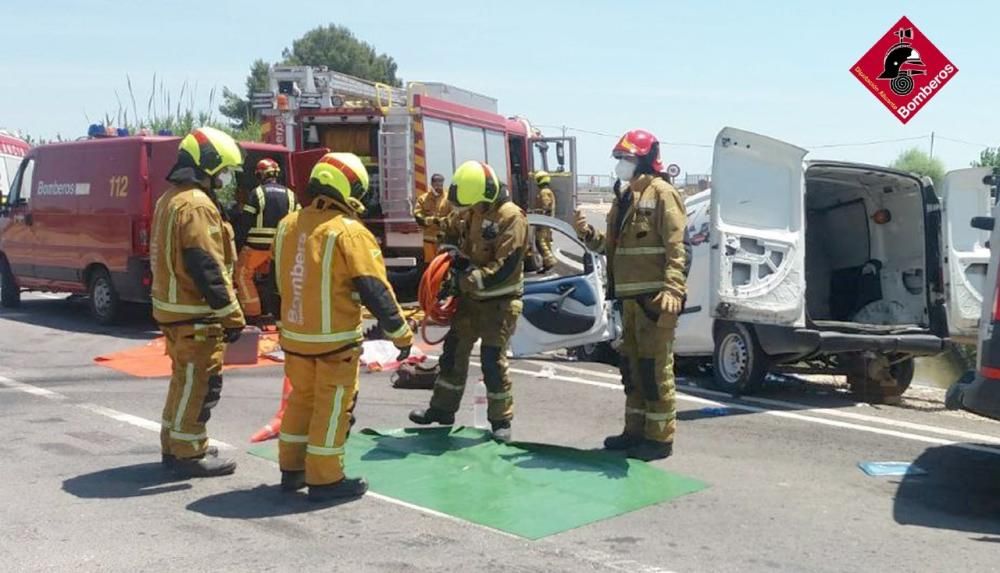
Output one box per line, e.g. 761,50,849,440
272,196,412,356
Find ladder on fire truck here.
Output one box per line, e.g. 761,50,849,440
379,107,414,222
322,71,408,109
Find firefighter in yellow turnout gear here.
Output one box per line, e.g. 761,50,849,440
409,161,528,442
273,152,412,502
574,129,687,461
414,173,453,263
531,171,557,272
151,127,246,478
234,158,298,321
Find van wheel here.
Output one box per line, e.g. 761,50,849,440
847,354,914,404
88,268,120,325
712,321,768,396
0,257,20,308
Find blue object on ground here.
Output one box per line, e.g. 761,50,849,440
858,461,928,477
700,407,730,416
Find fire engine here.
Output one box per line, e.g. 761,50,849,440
252,66,578,270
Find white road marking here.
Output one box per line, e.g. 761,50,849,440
472,361,1000,457
0,376,67,399
524,360,1000,447
366,492,522,539
0,375,233,450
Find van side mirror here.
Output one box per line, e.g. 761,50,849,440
971,216,995,232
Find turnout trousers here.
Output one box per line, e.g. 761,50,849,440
278,348,360,486
160,322,226,459
235,247,271,318
619,299,677,443
429,297,523,423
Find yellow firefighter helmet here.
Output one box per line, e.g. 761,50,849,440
177,127,244,177
448,161,500,207
309,152,371,212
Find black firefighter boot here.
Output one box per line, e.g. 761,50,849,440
626,439,673,462
308,477,369,502
281,470,306,492
603,432,643,451
408,407,455,426
162,446,218,467
490,420,512,443
172,453,237,478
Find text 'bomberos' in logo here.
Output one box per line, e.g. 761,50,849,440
850,16,958,124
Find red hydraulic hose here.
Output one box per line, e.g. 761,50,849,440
418,252,457,345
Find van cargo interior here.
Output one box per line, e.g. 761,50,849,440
804,165,928,333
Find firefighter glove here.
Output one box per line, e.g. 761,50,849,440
572,209,592,239
464,269,482,290
451,252,472,272
223,327,243,343
654,291,683,315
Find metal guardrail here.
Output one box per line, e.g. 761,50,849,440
577,191,612,204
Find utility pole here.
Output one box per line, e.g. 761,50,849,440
929,131,935,159
561,125,567,138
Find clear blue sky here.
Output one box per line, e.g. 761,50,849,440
2,0,997,177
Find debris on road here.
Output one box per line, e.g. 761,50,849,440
858,461,928,477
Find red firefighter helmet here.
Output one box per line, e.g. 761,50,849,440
255,158,281,181
613,129,664,173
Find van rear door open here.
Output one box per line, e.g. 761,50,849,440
940,167,993,339
709,127,808,327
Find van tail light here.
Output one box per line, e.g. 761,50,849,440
981,279,1000,380
993,281,1000,322
133,218,150,256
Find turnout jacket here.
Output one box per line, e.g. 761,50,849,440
272,196,413,356
440,197,528,301
150,184,245,328
582,174,688,301
413,189,453,242
236,181,299,251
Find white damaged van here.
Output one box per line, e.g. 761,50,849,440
512,127,993,403
695,127,991,401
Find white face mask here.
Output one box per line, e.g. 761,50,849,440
214,170,234,189
614,159,637,182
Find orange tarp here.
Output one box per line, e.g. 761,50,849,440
94,333,283,378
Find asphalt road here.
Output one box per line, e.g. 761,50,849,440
2,293,1000,572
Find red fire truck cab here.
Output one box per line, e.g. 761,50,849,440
0,134,311,323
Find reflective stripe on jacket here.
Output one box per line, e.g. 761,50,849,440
274,197,412,356
439,197,528,301
150,184,244,327
238,182,299,250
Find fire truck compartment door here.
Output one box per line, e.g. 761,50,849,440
290,148,330,199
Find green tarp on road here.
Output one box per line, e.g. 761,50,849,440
248,426,706,539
